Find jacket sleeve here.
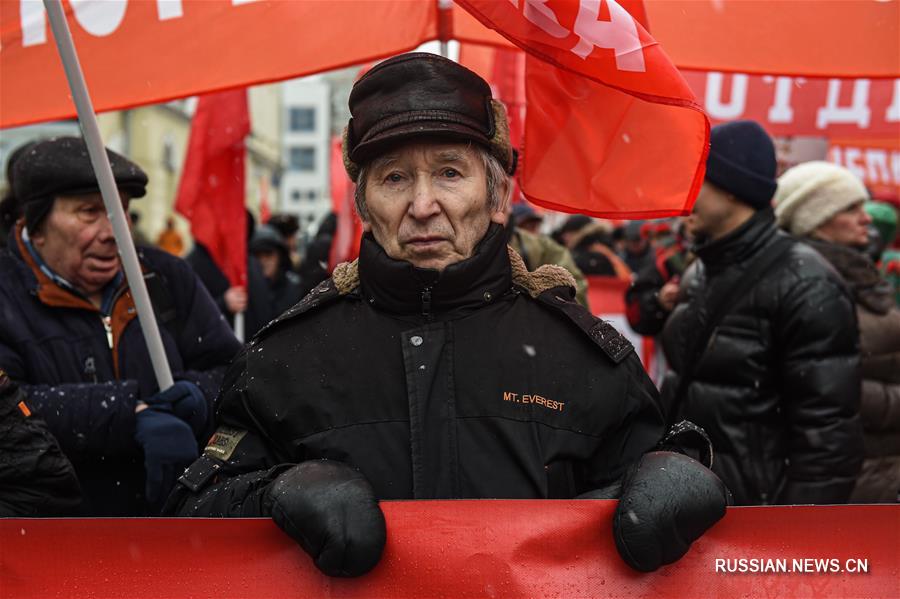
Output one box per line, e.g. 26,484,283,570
625,262,668,336
18,380,141,458
577,355,665,492
163,348,294,517
775,275,864,504
0,336,141,457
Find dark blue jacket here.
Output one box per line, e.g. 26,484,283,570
0,225,243,515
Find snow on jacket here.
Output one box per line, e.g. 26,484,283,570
805,239,900,503
165,224,664,515
660,210,863,506
0,223,243,515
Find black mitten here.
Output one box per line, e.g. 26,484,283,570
267,459,386,577
613,451,730,572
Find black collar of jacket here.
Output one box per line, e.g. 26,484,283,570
358,222,512,318
693,208,778,274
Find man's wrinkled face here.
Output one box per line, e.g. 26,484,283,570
31,193,126,297
362,141,506,271
815,201,871,248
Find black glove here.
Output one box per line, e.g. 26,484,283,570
134,408,199,511
613,451,730,572
144,381,208,436
267,459,386,577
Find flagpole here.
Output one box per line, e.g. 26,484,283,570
43,0,174,390
438,0,451,58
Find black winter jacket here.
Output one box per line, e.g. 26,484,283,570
186,243,274,338
625,245,690,336
660,210,864,505
0,225,243,515
166,224,664,515
0,370,81,516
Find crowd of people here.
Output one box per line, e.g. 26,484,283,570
0,52,897,576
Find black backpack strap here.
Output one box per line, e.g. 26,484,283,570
667,235,794,427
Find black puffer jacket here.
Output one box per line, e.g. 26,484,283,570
0,370,81,516
660,210,863,505
166,224,664,515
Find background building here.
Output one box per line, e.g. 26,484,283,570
1,84,283,254
280,76,332,236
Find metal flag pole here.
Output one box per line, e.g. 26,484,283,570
43,0,174,390
438,0,451,58
234,312,245,343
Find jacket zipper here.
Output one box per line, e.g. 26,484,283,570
100,285,129,376
101,316,113,349
421,286,433,321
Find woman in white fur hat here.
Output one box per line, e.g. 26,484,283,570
775,161,900,503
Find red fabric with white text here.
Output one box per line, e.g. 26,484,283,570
0,0,438,128
455,0,708,218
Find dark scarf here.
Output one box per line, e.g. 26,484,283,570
805,238,894,315
358,222,512,320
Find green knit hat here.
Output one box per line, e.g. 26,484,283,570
865,201,898,246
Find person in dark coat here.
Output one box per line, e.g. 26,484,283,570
0,369,82,516
249,224,303,317
185,211,272,339
776,161,900,503
660,121,864,506
167,53,729,578
620,220,654,274
625,225,691,336
296,212,336,298
0,137,242,515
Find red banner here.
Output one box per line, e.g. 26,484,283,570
454,1,900,79
456,0,708,218
644,0,900,79
827,138,900,201
1,503,897,598
682,72,900,137
0,0,437,128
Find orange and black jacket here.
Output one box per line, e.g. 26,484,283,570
0,224,242,515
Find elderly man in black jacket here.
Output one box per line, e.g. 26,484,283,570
167,53,729,577
0,137,242,515
659,120,864,506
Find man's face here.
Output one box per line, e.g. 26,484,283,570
31,193,126,296
683,182,734,240
255,249,280,280
362,141,507,271
815,201,872,248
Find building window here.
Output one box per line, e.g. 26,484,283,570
291,190,301,202
289,147,315,171
289,107,315,132
306,190,317,201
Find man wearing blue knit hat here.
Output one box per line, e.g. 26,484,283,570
658,120,864,506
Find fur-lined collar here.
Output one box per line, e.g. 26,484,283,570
332,243,576,299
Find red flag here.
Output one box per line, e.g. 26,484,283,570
456,0,708,218
175,89,250,288
329,136,362,270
